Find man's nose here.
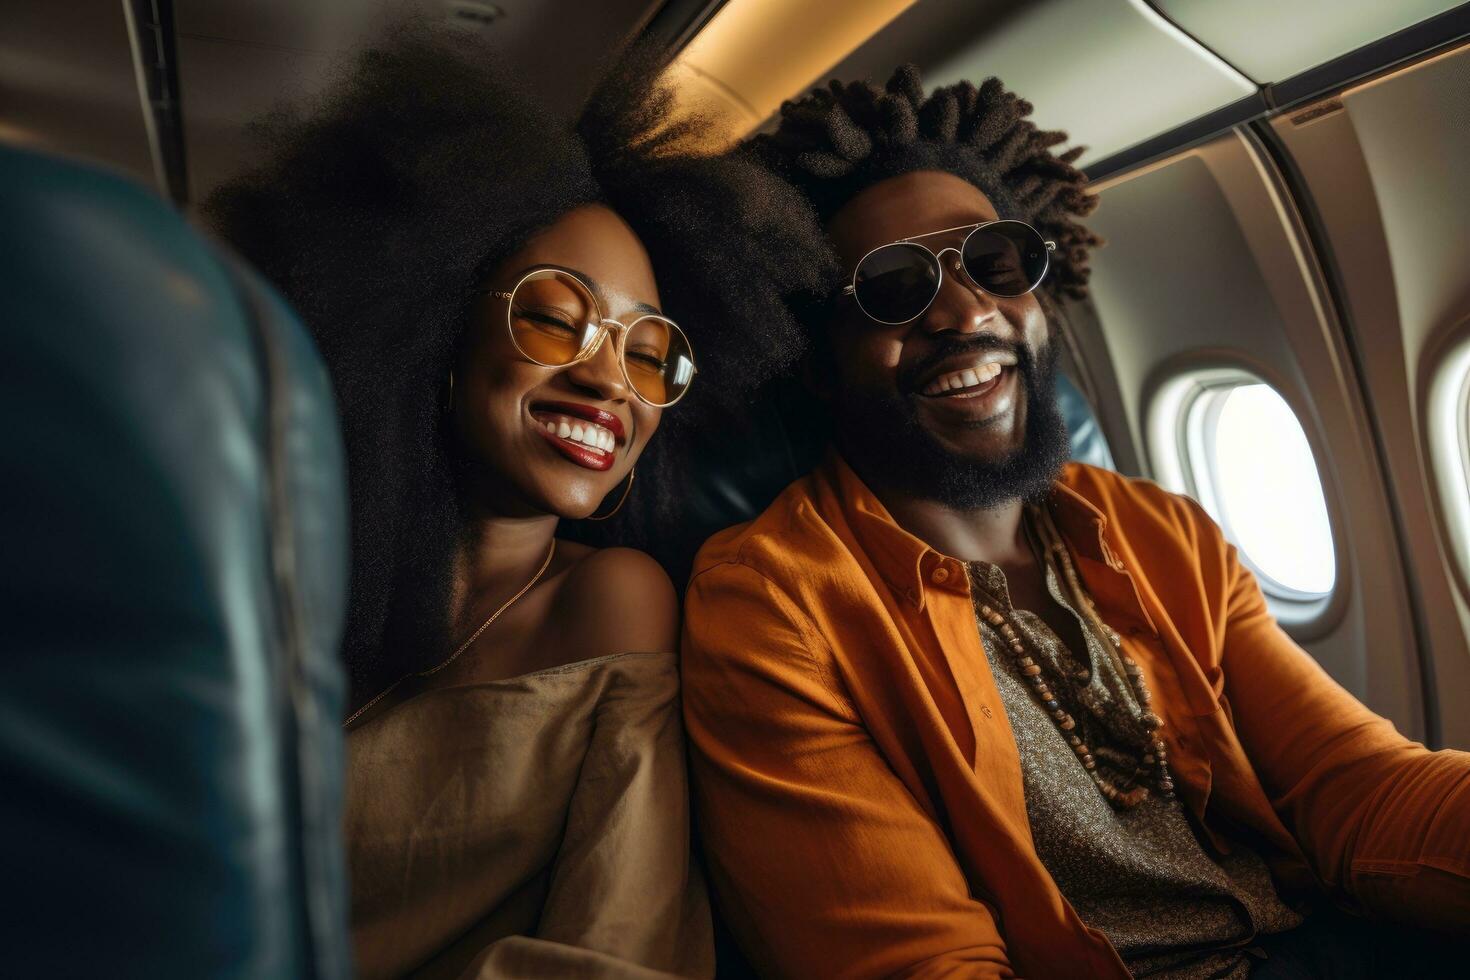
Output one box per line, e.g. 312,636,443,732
921,249,1011,337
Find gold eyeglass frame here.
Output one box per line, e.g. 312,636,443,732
480,266,697,408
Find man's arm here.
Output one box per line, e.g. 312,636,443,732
682,560,1016,980
1213,514,1470,935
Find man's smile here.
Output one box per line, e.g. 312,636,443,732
911,348,1023,428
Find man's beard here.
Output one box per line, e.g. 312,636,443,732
833,337,1071,510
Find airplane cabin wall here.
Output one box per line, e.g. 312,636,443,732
1070,41,1470,748
1271,43,1470,749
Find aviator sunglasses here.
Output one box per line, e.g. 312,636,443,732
480,266,697,408
842,219,1056,324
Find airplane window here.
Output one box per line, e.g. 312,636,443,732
1427,333,1470,593
1181,380,1336,598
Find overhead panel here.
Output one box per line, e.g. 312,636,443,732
1154,0,1464,83
665,0,919,144
824,0,1256,168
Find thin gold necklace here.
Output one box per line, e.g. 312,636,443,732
344,539,558,728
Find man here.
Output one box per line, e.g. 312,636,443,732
681,67,1469,978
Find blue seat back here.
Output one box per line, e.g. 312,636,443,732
0,144,352,979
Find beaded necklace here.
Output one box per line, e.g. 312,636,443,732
974,502,1175,810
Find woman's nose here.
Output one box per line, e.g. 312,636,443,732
563,324,630,401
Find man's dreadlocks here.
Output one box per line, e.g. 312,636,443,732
753,64,1102,300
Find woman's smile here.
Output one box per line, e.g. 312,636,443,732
529,399,626,472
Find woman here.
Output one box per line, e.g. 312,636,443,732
206,26,827,979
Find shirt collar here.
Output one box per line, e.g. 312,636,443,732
819,453,1113,610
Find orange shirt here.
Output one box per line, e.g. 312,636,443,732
681,455,1470,978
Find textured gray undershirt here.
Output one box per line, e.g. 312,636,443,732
966,560,1302,979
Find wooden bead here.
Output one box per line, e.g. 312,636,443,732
1008,506,1177,812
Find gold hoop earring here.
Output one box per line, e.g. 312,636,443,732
587,467,635,522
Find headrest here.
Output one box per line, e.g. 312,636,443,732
0,144,352,978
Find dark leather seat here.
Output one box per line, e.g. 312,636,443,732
0,144,352,979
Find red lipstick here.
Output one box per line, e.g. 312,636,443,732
535,427,616,471
531,401,625,439
529,401,625,473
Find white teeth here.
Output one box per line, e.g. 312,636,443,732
921,360,1010,396
537,414,618,453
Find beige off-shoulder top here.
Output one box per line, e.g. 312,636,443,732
345,652,714,979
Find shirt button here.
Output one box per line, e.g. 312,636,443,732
931,566,950,584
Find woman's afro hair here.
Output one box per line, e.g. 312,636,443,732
205,24,832,698
753,64,1102,301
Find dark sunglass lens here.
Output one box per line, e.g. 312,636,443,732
962,221,1049,297
854,243,939,323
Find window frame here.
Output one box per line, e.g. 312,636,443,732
1426,327,1470,603
1148,366,1343,629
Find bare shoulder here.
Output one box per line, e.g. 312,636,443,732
549,544,680,659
